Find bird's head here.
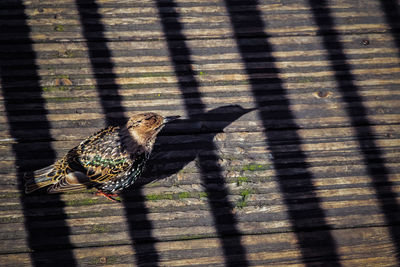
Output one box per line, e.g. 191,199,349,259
126,112,180,147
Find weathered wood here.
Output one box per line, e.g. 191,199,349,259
1,0,400,265
0,0,397,43
0,227,398,266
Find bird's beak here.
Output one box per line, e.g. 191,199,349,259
163,115,180,124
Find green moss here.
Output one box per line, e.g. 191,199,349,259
242,164,270,172
198,192,208,198
236,189,252,209
106,255,118,264
54,25,65,32
180,233,215,240
235,199,247,209
55,74,70,79
178,192,190,199
240,189,252,198
296,77,313,83
145,193,173,201
198,71,205,75
65,198,102,206
223,155,239,161
43,86,70,92
90,258,99,265
64,50,74,58
90,224,109,234
236,176,249,186
71,85,96,90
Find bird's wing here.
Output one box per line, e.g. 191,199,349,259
46,151,90,193
48,126,142,193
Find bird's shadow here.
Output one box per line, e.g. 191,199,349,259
133,104,254,187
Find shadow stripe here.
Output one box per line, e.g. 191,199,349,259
379,0,400,61
309,0,400,263
223,0,342,265
75,1,160,265
0,1,77,266
155,0,249,266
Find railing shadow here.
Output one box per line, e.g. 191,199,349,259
142,105,254,184
379,0,400,61
224,0,342,265
308,0,400,262
0,1,76,266
75,1,160,265
155,0,249,265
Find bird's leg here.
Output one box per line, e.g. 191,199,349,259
95,190,121,202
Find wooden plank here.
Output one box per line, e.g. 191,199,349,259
1,0,400,265
1,0,398,42
0,227,397,266
1,128,399,174
0,169,399,252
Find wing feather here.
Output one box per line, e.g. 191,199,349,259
48,126,141,193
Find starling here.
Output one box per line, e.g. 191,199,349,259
25,112,180,201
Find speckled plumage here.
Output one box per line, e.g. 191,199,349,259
25,112,179,197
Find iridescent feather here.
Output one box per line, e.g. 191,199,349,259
25,113,179,197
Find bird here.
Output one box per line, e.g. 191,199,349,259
24,112,180,201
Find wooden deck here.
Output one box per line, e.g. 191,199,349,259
1,0,400,266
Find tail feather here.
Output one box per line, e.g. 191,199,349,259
24,165,55,194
